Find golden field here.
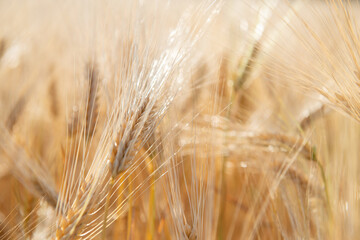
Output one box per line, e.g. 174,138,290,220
0,0,359,239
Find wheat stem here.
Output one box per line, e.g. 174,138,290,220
126,174,133,240
146,156,156,240
101,177,114,240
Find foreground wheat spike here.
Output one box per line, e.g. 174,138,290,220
107,100,150,178
52,1,220,239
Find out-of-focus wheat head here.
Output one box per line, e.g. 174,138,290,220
260,0,360,239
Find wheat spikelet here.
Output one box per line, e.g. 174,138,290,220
51,2,221,239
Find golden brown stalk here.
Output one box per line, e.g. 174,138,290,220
144,129,160,240
101,177,114,240
126,174,133,240
146,157,156,240
112,175,126,238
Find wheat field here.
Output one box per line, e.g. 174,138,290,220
0,0,359,239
